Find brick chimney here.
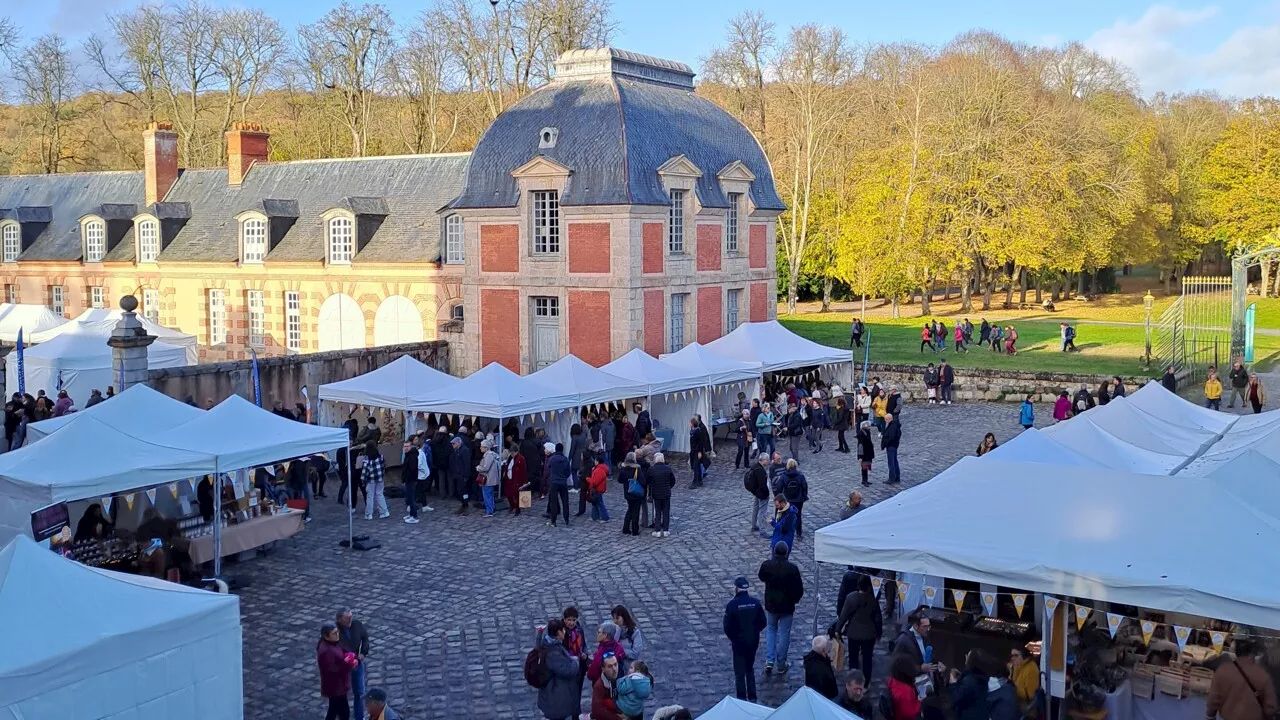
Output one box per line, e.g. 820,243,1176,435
226,122,270,186
143,122,179,206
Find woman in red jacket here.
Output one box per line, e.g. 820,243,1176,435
503,443,526,516
587,458,610,522
887,653,923,720
317,622,353,720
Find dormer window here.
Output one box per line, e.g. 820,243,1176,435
242,217,267,263
84,219,106,262
444,215,464,264
1,223,18,263
328,216,354,264
137,219,159,263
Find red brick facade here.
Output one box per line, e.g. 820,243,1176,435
567,223,611,274
568,290,612,366
697,286,722,344
644,289,664,356
696,224,722,272
481,288,520,370
642,222,663,274
480,224,519,273
749,224,767,269
750,282,768,322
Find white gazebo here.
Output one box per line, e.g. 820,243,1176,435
0,303,67,343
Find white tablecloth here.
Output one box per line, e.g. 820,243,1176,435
1133,692,1206,720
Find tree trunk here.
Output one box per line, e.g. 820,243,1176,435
787,259,799,314
1078,270,1088,297
982,276,994,311
1273,261,1280,297
1051,277,1060,302
942,274,952,301
821,277,832,312
1019,269,1029,305
920,284,932,316
1164,269,1174,296
1004,266,1020,308
1264,261,1273,299
960,269,974,313
1034,276,1043,304
891,296,900,319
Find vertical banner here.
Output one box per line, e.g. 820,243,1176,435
15,328,25,395
1012,594,1027,618
1245,302,1257,363
249,348,262,407
1074,605,1091,630
1106,613,1123,638
1141,620,1157,645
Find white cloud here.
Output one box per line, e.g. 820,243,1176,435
1086,4,1280,97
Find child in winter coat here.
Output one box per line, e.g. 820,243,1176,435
1019,396,1035,429
615,660,654,720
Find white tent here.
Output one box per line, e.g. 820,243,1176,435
527,355,651,408
603,348,707,397
1077,397,1219,458
1039,413,1186,475
0,303,67,343
814,456,1280,629
26,384,203,443
704,321,851,373
1127,381,1236,434
317,354,458,411
984,428,1105,468
5,331,190,407
31,308,199,363
765,687,864,720
0,535,243,719
0,415,217,542
409,363,580,420
697,696,774,719
660,342,763,386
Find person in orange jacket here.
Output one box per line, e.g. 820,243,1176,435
587,457,611,522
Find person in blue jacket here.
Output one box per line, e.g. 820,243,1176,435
723,576,767,702
1019,395,1034,430
770,494,798,553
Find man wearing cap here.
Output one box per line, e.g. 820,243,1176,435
547,442,573,527
723,576,767,702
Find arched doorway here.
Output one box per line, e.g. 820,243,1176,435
317,293,365,352
373,295,424,346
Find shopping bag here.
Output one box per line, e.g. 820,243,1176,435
519,490,533,508
830,635,847,669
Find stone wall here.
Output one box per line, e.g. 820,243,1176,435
146,341,449,411
858,363,1151,403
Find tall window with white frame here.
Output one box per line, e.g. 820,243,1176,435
444,214,464,264
90,286,106,309
247,290,265,347
142,288,160,324
242,218,267,263
208,289,226,345
328,216,354,263
285,290,301,354
668,189,686,254
669,293,687,352
2,223,19,262
84,220,105,262
50,285,64,316
138,219,160,262
726,193,741,253
727,288,741,332
531,190,560,255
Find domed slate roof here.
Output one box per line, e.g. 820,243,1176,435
450,48,784,212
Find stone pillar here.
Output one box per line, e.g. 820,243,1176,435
107,295,157,393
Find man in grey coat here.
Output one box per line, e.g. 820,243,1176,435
537,619,582,720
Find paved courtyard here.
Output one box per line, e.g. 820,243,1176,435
236,402,1049,719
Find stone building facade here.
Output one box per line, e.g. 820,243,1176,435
0,48,780,376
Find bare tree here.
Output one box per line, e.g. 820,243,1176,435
701,11,774,138
213,10,287,141
0,16,17,61
532,0,616,81
297,2,397,157
10,34,83,173
392,13,460,153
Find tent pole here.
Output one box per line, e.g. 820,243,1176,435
212,468,222,578
347,449,355,551
812,562,821,637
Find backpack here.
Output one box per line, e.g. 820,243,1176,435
1065,325,1076,340
744,469,756,494
524,645,550,688
784,474,803,503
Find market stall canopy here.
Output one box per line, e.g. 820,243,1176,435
0,416,217,542
317,354,458,411
30,307,199,363
814,456,1280,629
404,362,581,419
1127,381,1237,434
26,384,203,443
602,348,708,397
1076,397,1219,458
660,342,763,386
1039,411,1186,475
527,354,650,407
153,394,349,472
703,321,851,373
697,696,774,719
984,428,1105,469
1178,450,1280,520
764,686,863,720
4,331,191,409
0,303,67,343
0,535,243,719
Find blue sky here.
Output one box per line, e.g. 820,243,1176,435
9,0,1280,96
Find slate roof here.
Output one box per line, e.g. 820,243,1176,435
450,50,784,212
0,171,144,261
159,153,471,263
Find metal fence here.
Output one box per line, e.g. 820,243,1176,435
1153,277,1233,381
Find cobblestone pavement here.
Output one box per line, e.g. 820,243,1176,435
237,402,1047,719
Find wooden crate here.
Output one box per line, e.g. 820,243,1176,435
1159,669,1189,698
1189,668,1214,695
1130,667,1156,700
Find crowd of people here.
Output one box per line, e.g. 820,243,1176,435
915,318,1033,357
527,605,654,720
3,386,113,450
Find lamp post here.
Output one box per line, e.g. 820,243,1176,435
1143,291,1154,368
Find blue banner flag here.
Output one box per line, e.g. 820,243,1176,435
15,328,25,395
249,348,262,407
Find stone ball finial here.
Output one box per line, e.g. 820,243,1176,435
120,294,139,313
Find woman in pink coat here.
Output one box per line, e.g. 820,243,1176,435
1052,391,1072,422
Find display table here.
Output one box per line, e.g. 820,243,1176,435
188,510,304,565
1087,678,1206,720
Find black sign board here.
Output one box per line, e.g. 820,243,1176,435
31,502,70,543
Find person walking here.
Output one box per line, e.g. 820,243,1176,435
317,623,353,720
1073,384,1095,414
689,416,711,488
586,457,610,522
990,324,1004,353
723,576,767,702
881,413,902,484
619,453,646,536
919,323,935,353
856,421,875,487
336,609,370,720
536,619,583,720
447,436,472,516
647,453,675,537
939,358,955,405
401,435,423,524
747,454,772,536
978,318,991,347
803,635,839,700
734,409,753,470
1249,375,1267,414
1004,325,1018,354
754,402,777,458
1228,359,1250,409
953,323,967,353
784,404,805,460
504,442,526,516
1205,637,1278,720
1019,396,1035,430
758,541,805,675
850,317,864,348
832,575,881,680
806,397,826,453
547,442,572,527
520,428,544,499
1161,366,1178,393
1112,376,1127,399
832,398,851,453
1053,391,1072,422
477,438,500,517
769,493,799,554
361,442,389,521
1060,322,1077,352
936,320,948,351
774,459,809,537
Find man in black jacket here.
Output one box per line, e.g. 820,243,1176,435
939,359,956,405
881,413,902,484
1228,359,1250,408
803,635,839,700
447,436,472,515
1161,366,1178,393
746,454,771,535
633,402,652,441
758,541,805,674
337,608,371,719
723,576,767,702
429,427,451,497
689,415,711,488
401,434,420,521
646,453,676,537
